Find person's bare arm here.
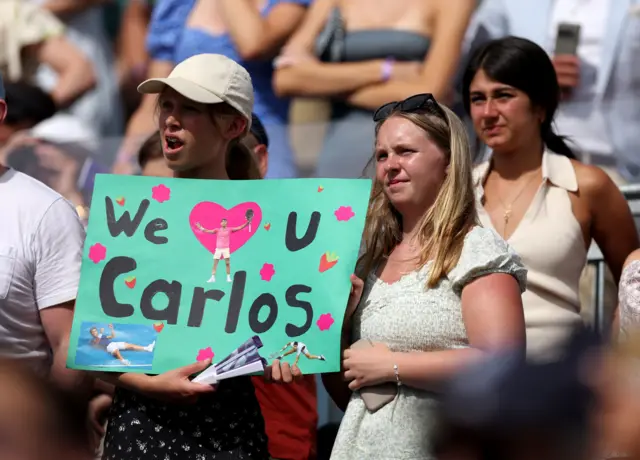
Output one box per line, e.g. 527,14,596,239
40,0,113,17
393,274,524,390
116,0,152,83
95,378,115,396
94,359,215,404
35,36,96,108
218,0,309,60
33,198,91,395
272,0,387,97
275,60,388,97
41,301,93,397
125,60,172,138
344,273,525,392
583,166,639,283
196,223,218,234
344,0,476,109
231,221,249,232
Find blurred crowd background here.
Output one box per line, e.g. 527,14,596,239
2,0,640,459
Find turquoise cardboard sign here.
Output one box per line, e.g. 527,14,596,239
67,175,371,376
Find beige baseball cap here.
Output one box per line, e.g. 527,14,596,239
138,53,254,129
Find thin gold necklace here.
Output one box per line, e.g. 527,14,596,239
496,172,540,230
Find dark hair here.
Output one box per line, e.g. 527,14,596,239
138,131,163,169
4,81,57,126
211,107,261,180
226,139,261,180
249,113,269,148
462,36,575,159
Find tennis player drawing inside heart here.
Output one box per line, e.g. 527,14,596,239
191,202,261,283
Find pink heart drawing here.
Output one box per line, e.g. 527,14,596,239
189,202,262,255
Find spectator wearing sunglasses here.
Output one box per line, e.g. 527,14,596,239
272,93,527,459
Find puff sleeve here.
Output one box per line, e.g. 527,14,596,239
448,226,527,295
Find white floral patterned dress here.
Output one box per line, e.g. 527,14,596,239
330,226,527,460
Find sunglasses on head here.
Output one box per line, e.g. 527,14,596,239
373,93,446,122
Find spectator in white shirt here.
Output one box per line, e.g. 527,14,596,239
0,72,89,392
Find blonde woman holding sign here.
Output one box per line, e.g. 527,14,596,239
99,54,285,460
271,93,528,459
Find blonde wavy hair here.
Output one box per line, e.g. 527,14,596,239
357,103,478,288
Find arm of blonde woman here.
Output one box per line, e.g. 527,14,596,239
343,273,525,391
34,35,96,108
218,0,310,61
343,0,476,109
96,359,216,404
273,0,414,98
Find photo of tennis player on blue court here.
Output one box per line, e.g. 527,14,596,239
74,322,157,368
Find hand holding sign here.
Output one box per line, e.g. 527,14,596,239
265,359,303,384
144,359,216,404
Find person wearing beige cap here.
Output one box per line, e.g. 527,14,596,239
98,54,288,460
136,53,260,180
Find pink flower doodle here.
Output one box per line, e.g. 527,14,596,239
260,263,276,281
334,206,355,222
197,347,215,362
316,313,335,331
88,243,107,264
152,184,171,203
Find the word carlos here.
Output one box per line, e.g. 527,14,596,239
99,197,323,337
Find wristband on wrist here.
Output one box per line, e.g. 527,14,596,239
381,58,395,82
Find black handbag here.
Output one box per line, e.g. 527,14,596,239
314,7,345,62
